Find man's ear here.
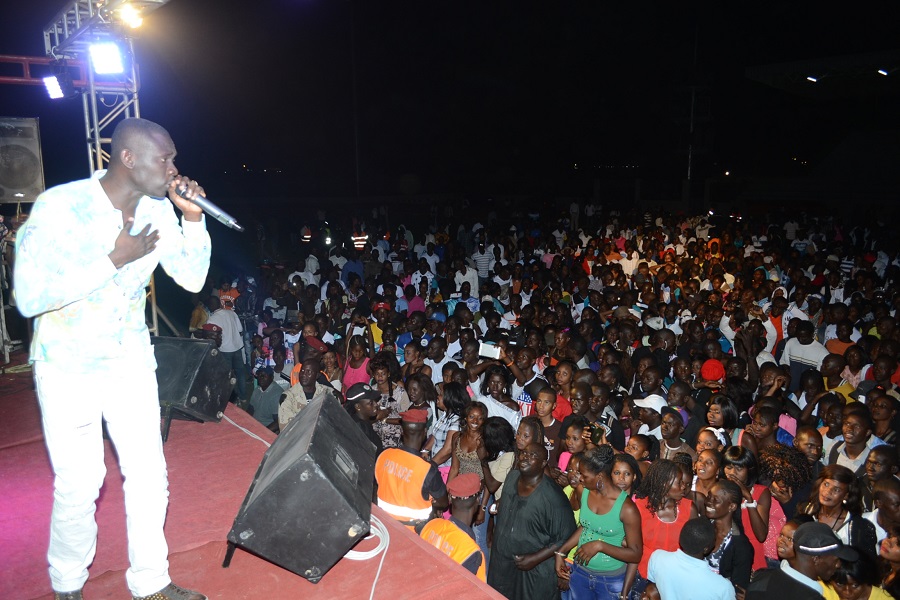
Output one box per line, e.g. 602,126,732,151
119,148,135,169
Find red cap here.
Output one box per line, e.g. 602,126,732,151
201,323,221,332
399,409,428,423
305,337,328,352
447,473,482,498
372,302,391,313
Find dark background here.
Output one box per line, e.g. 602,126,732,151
2,0,899,201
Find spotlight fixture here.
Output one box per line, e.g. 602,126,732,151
118,4,144,28
89,42,124,75
43,59,77,99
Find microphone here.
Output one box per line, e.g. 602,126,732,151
176,185,245,232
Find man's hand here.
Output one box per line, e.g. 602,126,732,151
109,219,159,268
167,176,205,222
513,552,544,571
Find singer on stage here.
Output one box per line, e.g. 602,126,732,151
14,118,210,600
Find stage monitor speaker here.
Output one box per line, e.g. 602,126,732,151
227,394,376,583
0,117,45,203
151,336,234,422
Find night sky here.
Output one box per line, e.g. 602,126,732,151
1,0,899,201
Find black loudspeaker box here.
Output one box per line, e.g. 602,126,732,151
0,117,45,203
151,336,234,422
227,394,376,583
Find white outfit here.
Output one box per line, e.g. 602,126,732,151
14,171,210,596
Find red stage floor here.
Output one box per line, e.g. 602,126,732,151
0,351,502,600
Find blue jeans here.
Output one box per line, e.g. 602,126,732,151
473,493,493,575
568,563,625,600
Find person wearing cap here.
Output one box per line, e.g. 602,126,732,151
747,521,858,600
633,394,667,440
344,382,384,457
374,409,448,531
419,472,487,582
248,367,283,429
198,323,222,348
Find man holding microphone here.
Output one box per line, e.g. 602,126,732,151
15,118,210,600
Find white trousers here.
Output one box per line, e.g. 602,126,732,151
35,361,171,596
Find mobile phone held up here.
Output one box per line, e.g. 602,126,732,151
479,342,501,360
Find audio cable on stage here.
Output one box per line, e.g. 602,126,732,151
345,514,390,600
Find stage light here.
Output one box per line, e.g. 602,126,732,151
806,76,817,83
44,76,64,99
118,4,143,28
89,42,124,75
43,60,77,99
878,69,889,76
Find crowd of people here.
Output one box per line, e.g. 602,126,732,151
190,205,900,600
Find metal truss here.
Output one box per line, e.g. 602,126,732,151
42,0,172,174
42,0,175,336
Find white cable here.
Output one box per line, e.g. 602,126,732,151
344,514,390,600
222,414,271,447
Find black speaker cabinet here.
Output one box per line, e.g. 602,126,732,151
151,336,234,422
0,117,45,203
227,394,376,583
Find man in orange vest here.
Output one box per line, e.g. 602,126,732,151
419,472,487,582
374,409,448,532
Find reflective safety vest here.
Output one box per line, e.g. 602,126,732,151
300,225,312,242
352,232,368,250
419,518,486,582
375,448,433,526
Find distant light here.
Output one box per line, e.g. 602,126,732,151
14,193,24,198
724,171,730,176
44,76,64,99
89,42,124,75
708,210,714,216
878,69,889,76
325,237,332,245
806,76,817,83
118,4,143,28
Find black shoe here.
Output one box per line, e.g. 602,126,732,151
54,591,84,600
132,583,207,600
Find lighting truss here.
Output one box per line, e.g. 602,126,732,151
42,0,174,173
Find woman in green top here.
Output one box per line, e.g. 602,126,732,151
556,445,643,600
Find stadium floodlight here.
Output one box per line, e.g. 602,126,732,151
89,42,125,75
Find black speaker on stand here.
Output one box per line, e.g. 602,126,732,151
151,336,235,442
224,394,376,583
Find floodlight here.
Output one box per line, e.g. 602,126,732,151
806,76,817,83
89,42,125,75
43,60,77,99
44,76,64,99
118,4,143,28
878,69,889,76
